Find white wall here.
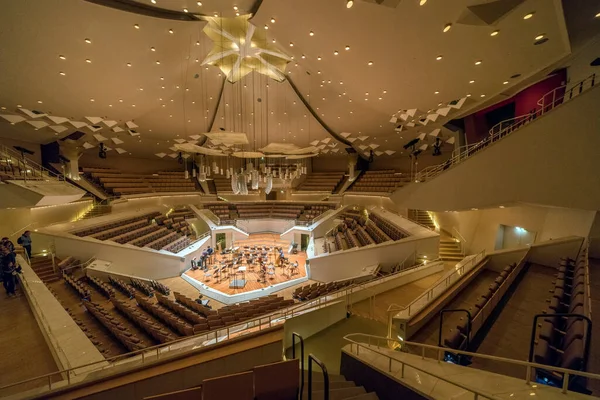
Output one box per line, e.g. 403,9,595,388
0,200,93,245
432,205,595,254
342,194,398,211
309,236,439,282
392,86,600,211
565,37,600,86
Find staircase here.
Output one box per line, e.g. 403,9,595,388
81,204,112,220
439,236,464,261
29,255,61,284
407,209,436,230
333,175,348,194
302,370,378,400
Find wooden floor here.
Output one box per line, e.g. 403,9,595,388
184,233,308,295
0,286,58,397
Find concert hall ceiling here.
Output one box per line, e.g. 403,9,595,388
0,0,597,159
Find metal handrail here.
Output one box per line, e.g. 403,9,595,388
415,73,597,183
0,144,63,182
291,332,305,399
343,333,600,396
307,354,329,400
388,250,485,319
344,334,498,399
451,227,467,255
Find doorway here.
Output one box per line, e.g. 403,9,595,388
215,233,226,252
495,225,536,250
300,234,310,251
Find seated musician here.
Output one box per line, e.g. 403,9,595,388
191,257,198,270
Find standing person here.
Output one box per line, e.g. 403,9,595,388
200,249,208,270
17,231,32,260
1,246,17,297
206,246,214,265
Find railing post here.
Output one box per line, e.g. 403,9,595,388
562,372,569,393
525,365,531,384
401,362,405,378
48,375,52,390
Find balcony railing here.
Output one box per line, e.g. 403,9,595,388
416,73,597,183
0,144,64,183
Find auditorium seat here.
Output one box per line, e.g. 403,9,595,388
348,170,410,193
296,171,344,193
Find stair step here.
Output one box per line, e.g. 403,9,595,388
346,393,379,400
302,386,366,400
304,381,356,391
440,249,462,254
302,372,347,382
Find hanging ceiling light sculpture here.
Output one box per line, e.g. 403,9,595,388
251,169,259,190
265,174,273,195
201,15,292,82
231,172,240,194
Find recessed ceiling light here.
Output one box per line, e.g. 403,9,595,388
334,50,339,55
317,71,321,74
37,100,42,104
535,34,545,40
150,47,156,51
499,205,505,209
126,63,132,67
596,12,600,18
233,6,238,10
59,71,65,76
85,59,91,63
436,55,443,60
90,98,95,102
119,99,123,102
151,0,156,3
345,45,350,51
197,1,202,5
309,31,314,36
524,12,534,20
84,38,91,44
183,8,188,12
134,24,140,29
160,77,164,80
317,56,322,61
503,81,509,85
168,29,174,34
475,60,482,65
235,12,239,16
480,94,486,97
264,25,268,29
289,42,294,47
466,93,472,97
368,61,373,66
59,55,66,60
270,18,276,23
469,80,475,84
443,23,452,33
301,54,306,59
491,30,499,36
109,104,112,107
420,0,427,5
434,91,439,94
346,0,354,9
383,90,387,94
378,97,382,100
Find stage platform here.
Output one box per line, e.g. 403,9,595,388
183,234,309,303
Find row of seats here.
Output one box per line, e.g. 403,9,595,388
113,225,161,244
534,258,587,379
130,278,154,296
83,301,146,352
349,170,409,193
150,280,170,296
293,280,355,301
71,212,160,237
84,168,196,196
109,276,135,298
87,275,115,298
297,171,344,192
135,295,194,336
369,213,408,241
155,293,207,326
90,220,149,241
204,202,336,223
161,235,190,253
63,273,91,299
444,263,518,351
111,298,178,344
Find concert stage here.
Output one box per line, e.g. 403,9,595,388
183,234,308,303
